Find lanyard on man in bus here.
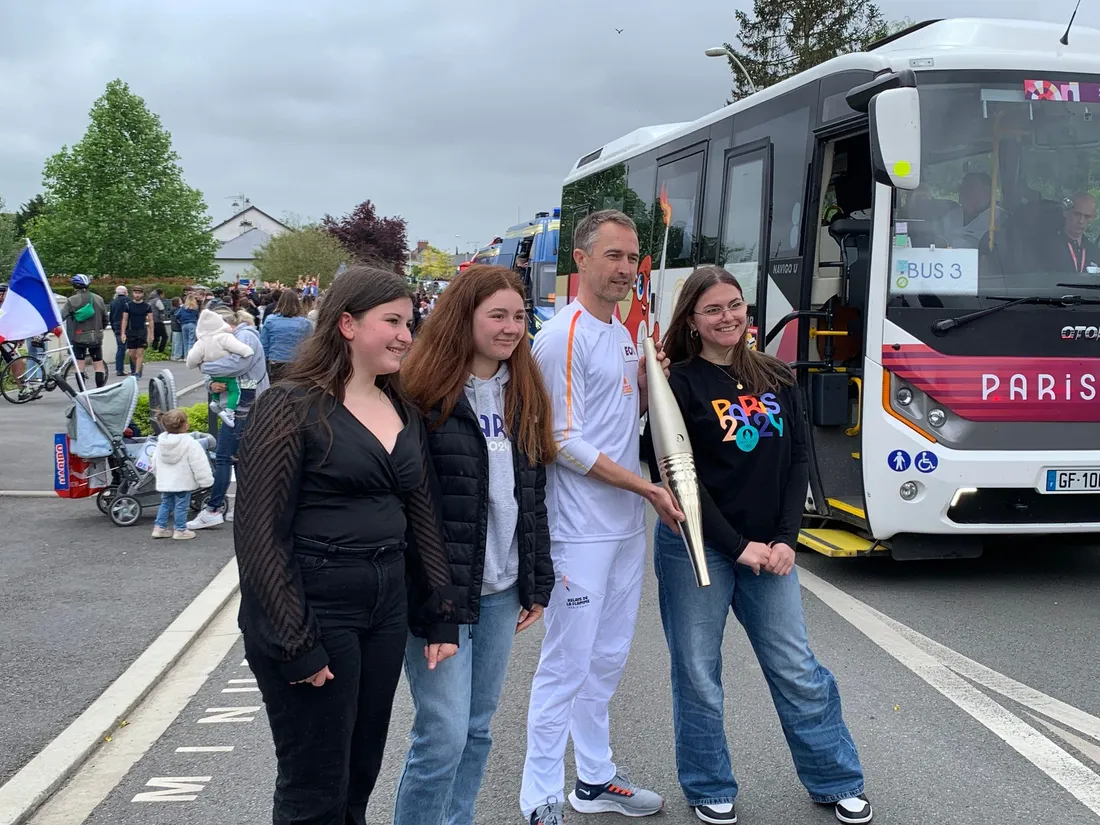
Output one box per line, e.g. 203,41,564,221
1068,241,1085,273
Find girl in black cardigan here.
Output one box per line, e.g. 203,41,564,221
233,265,459,825
397,264,556,825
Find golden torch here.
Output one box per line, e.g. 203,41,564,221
644,187,710,587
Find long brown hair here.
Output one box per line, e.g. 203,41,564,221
241,264,412,457
274,289,302,318
402,265,557,465
663,265,794,395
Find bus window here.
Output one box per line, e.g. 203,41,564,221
718,152,767,306
889,77,1100,309
655,151,704,269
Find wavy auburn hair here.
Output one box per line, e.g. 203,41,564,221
663,265,794,395
402,265,557,466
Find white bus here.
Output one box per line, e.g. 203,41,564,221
555,17,1100,559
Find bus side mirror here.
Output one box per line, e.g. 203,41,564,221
869,87,921,190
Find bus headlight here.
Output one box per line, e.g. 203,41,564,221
896,387,913,406
927,408,947,428
899,481,919,501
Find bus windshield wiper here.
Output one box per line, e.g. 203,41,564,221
931,294,1100,335
1057,282,1100,290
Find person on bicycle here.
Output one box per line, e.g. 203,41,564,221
62,275,109,389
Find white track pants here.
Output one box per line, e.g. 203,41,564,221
519,532,647,816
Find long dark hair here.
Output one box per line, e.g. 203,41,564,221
663,265,794,395
242,264,412,457
402,265,557,465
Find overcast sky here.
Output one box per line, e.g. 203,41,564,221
0,0,1093,252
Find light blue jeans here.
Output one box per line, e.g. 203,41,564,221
653,522,864,806
182,322,197,357
393,585,521,825
155,491,192,531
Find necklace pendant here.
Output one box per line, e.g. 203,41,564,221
736,382,743,390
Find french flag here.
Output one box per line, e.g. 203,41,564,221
0,244,62,344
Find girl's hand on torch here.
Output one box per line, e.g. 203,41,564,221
737,541,773,575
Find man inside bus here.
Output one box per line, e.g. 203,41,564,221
941,172,1004,249
1039,192,1099,274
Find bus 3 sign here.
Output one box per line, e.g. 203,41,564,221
890,248,979,296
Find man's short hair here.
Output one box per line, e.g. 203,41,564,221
115,286,128,296
574,209,637,255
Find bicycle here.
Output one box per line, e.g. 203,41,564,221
0,341,83,404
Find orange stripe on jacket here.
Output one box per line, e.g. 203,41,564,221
563,310,582,440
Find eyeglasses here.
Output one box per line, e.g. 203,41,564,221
694,300,745,319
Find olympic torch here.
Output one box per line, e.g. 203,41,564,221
645,187,710,587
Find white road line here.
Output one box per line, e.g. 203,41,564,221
0,559,240,825
863,605,1100,742
220,687,260,693
174,746,234,754
23,596,242,825
226,679,255,684
1030,715,1100,768
797,568,1100,817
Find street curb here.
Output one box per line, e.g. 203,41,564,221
0,557,241,825
177,379,205,398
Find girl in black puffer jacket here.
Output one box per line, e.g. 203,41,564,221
397,265,556,825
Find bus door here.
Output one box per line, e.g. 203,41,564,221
786,121,878,548
716,138,773,353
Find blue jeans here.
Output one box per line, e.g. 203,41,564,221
181,322,197,357
156,491,192,530
206,395,249,510
171,330,183,360
394,586,521,825
653,522,864,806
26,340,46,380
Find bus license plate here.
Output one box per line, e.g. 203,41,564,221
1044,469,1100,494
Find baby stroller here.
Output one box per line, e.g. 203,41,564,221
58,369,218,526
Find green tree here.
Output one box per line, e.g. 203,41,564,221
28,79,218,279
418,245,454,280
253,227,347,288
0,196,23,273
723,0,902,101
14,194,47,238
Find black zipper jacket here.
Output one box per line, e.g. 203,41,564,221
424,396,554,623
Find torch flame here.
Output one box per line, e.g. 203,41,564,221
659,184,672,227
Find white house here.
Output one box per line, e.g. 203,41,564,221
211,202,290,282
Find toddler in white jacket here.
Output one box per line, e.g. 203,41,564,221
150,409,215,540
186,309,254,427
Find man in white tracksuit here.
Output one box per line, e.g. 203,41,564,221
521,210,683,825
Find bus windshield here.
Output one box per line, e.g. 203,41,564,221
890,76,1100,308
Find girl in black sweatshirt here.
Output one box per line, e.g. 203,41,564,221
641,266,873,825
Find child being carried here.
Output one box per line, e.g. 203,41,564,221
186,309,254,428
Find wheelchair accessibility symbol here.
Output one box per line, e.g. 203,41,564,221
914,451,938,474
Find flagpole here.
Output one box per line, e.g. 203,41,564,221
25,239,92,404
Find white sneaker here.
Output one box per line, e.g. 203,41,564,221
173,529,196,540
217,408,236,428
151,526,173,539
225,508,234,523
835,796,873,824
186,509,224,530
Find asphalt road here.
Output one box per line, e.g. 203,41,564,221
0,353,232,784
71,523,1100,825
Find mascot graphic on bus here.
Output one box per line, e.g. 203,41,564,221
620,254,652,345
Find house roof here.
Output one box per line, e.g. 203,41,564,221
210,205,290,234
216,228,272,260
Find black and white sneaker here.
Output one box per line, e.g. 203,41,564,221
834,795,872,824
694,801,737,823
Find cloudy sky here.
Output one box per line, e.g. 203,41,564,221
0,0,1094,251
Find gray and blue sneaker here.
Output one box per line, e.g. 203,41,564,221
568,771,664,817
530,797,566,825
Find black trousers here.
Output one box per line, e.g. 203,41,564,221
247,542,408,825
152,322,168,352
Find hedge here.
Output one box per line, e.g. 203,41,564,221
133,395,211,435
